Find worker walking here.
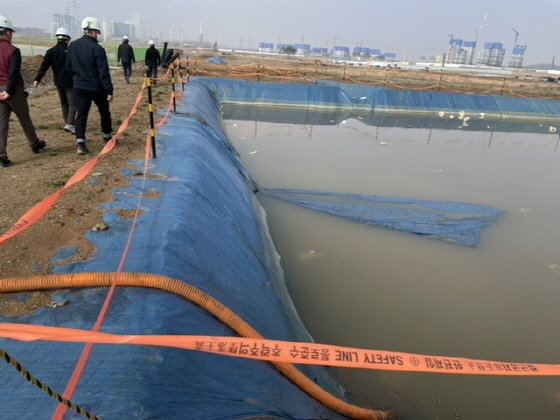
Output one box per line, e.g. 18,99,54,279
0,15,46,167
34,28,76,134
66,16,113,155
117,35,135,84
145,40,161,84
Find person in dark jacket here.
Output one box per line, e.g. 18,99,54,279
145,40,161,84
34,27,76,134
117,35,135,84
66,16,113,155
0,15,46,167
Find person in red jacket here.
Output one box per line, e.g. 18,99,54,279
0,15,46,167
33,28,76,134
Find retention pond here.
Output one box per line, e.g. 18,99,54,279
225,106,560,420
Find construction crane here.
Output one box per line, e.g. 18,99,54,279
509,28,521,68
323,35,339,51
445,34,454,55
199,16,207,45
474,12,488,45
444,35,454,62
511,28,519,50
471,12,488,64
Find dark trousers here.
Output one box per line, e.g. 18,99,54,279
0,86,40,158
56,86,76,126
74,88,112,141
148,64,158,81
122,62,132,79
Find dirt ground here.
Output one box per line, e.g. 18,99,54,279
199,52,560,98
0,50,559,314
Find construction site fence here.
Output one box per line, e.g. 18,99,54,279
194,59,560,100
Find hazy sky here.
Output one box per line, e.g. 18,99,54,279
3,0,560,64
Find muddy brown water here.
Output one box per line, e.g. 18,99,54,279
225,111,560,420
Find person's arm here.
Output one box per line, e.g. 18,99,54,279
117,44,122,62
96,47,114,96
6,48,22,96
66,44,74,75
34,48,53,85
131,46,135,63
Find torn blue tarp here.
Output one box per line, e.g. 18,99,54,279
206,56,227,64
260,189,503,246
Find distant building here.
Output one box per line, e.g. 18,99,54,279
333,46,349,57
259,43,274,53
310,47,328,56
384,52,397,61
353,47,370,57
445,37,479,65
477,42,506,67
294,43,310,56
509,44,527,69
446,38,467,64
48,14,136,40
50,14,80,37
111,21,135,40
276,43,295,53
462,41,477,65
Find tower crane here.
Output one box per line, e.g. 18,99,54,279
474,13,488,45
471,12,488,64
509,28,521,68
323,35,339,51
511,28,519,50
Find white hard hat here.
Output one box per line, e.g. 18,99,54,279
0,15,15,32
55,27,70,39
149,40,155,45
81,16,101,32
123,35,129,40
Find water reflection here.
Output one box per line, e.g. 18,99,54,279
224,104,560,152
223,103,560,135
225,110,560,420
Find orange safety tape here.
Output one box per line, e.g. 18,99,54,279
0,77,171,416
0,83,146,247
51,88,152,420
53,117,158,419
151,67,171,83
156,85,177,127
0,71,180,249
52,88,177,420
52,86,180,420
0,272,390,420
0,322,558,377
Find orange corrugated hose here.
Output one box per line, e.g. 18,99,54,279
0,273,393,420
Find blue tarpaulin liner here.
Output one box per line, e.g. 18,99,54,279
1,76,547,419
260,189,503,246
206,56,227,64
199,77,560,123
202,78,353,109
0,79,349,420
